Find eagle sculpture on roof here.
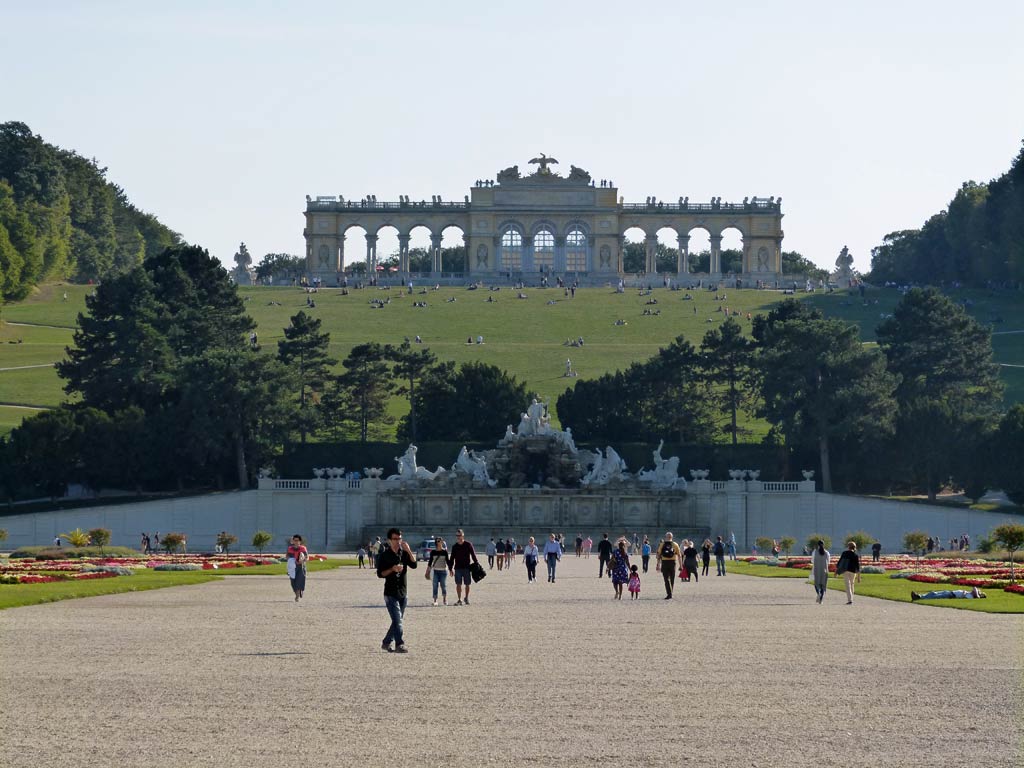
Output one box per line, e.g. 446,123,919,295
528,153,559,174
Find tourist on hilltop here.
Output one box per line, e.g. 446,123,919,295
641,536,652,573
597,533,614,578
610,540,631,600
542,533,562,583
912,586,986,601
682,540,700,583
425,537,449,606
376,527,416,652
523,537,540,583
713,536,726,576
811,539,831,603
486,538,497,569
495,538,506,571
286,534,308,602
627,565,641,600
655,533,682,599
701,539,712,576
449,529,479,606
835,541,861,605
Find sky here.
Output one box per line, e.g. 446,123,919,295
3,0,1024,273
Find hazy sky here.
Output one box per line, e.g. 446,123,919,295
3,1,1023,273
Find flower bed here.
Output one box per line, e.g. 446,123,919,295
0,571,120,585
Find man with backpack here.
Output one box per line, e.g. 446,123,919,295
655,532,682,599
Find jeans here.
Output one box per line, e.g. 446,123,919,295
383,595,407,647
727,543,736,560
525,557,537,581
814,582,826,601
661,563,676,596
546,554,558,581
642,555,650,573
716,555,726,575
431,570,447,600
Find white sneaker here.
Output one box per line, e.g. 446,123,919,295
432,600,437,606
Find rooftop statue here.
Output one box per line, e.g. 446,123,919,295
496,165,520,183
568,165,591,183
529,153,559,175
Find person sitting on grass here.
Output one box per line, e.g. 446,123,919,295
912,586,986,601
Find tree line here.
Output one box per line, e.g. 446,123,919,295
868,140,1024,285
0,121,182,301
557,288,1019,501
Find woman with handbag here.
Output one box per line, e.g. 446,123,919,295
836,541,861,605
286,534,308,602
610,539,631,599
425,538,449,606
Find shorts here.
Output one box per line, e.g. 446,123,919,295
454,568,471,586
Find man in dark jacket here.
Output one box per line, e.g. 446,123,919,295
597,533,613,578
376,527,417,653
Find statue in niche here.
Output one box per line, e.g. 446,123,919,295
496,165,520,183
568,165,591,183
476,243,489,267
599,244,611,268
756,246,770,271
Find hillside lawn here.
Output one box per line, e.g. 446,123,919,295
1,281,1022,437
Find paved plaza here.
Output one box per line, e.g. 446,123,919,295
1,556,1021,767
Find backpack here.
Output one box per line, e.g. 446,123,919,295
661,541,675,559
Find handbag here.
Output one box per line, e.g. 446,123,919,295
469,561,487,583
835,555,847,576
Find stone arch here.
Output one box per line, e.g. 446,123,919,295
531,220,557,273
562,219,591,236
439,224,466,273
621,226,646,275
655,226,680,275
684,226,712,274
565,226,588,273
497,221,525,272
719,226,745,275
340,224,369,274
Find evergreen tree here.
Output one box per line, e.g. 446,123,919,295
326,343,394,443
876,287,1003,500
388,341,437,443
756,300,898,492
700,317,758,445
277,311,336,443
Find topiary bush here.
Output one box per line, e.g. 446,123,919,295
845,530,877,553
252,531,273,554
806,533,832,551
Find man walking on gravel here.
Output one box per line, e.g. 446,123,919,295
597,533,613,578
449,529,480,605
376,527,417,653
655,532,682,599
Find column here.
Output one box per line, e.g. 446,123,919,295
338,236,345,273
430,234,443,274
522,234,534,273
365,233,378,276
463,234,471,276
617,236,625,274
397,234,410,275
554,235,566,273
710,234,722,275
678,235,689,274
644,233,658,274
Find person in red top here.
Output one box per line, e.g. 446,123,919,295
286,534,309,602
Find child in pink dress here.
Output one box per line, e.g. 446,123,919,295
627,564,641,600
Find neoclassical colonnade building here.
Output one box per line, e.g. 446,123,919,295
304,156,784,282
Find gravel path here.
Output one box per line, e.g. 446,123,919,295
1,556,1021,767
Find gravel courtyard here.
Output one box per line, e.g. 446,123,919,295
2,556,1021,767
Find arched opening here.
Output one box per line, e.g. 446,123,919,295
440,225,466,274
720,227,744,275
499,226,523,272
565,228,587,273
622,227,646,275
342,224,369,277
656,227,680,274
685,227,711,273
376,224,400,281
407,225,433,275
533,227,555,274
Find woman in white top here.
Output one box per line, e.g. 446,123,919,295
522,537,540,583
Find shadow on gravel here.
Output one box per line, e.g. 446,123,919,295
233,652,312,657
